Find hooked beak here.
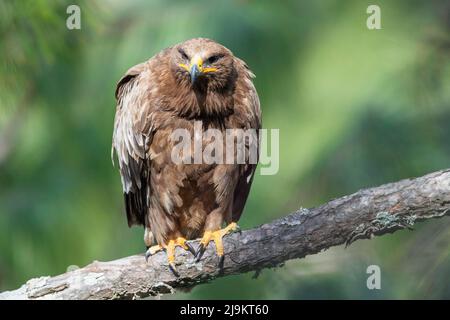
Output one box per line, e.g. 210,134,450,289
190,63,201,84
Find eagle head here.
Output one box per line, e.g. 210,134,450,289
171,38,236,91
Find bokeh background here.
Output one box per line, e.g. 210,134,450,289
1,0,450,299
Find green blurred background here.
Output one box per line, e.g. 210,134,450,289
1,0,449,299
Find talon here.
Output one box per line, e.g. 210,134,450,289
196,222,238,263
195,243,207,262
218,255,225,269
185,242,196,256
195,230,212,262
145,237,191,276
145,244,163,262
169,262,179,277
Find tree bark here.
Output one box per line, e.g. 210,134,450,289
1,169,450,300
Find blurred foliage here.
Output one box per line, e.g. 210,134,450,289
0,0,449,299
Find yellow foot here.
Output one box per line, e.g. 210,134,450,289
145,237,195,276
195,222,240,264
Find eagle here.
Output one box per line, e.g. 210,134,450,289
112,38,261,273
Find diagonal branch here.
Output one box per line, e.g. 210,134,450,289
1,169,450,300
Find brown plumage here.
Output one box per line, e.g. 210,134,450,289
112,38,261,271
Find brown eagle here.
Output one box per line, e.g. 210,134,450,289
112,38,261,273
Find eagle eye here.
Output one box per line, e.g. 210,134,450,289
206,55,222,64
178,48,189,61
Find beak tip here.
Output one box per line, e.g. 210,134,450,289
189,64,201,84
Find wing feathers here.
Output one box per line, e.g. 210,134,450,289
113,61,153,226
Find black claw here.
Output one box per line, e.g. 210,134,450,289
235,225,242,234
195,244,206,262
145,250,152,262
185,242,196,256
169,262,179,277
218,255,225,269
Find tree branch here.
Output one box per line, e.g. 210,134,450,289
1,169,450,300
